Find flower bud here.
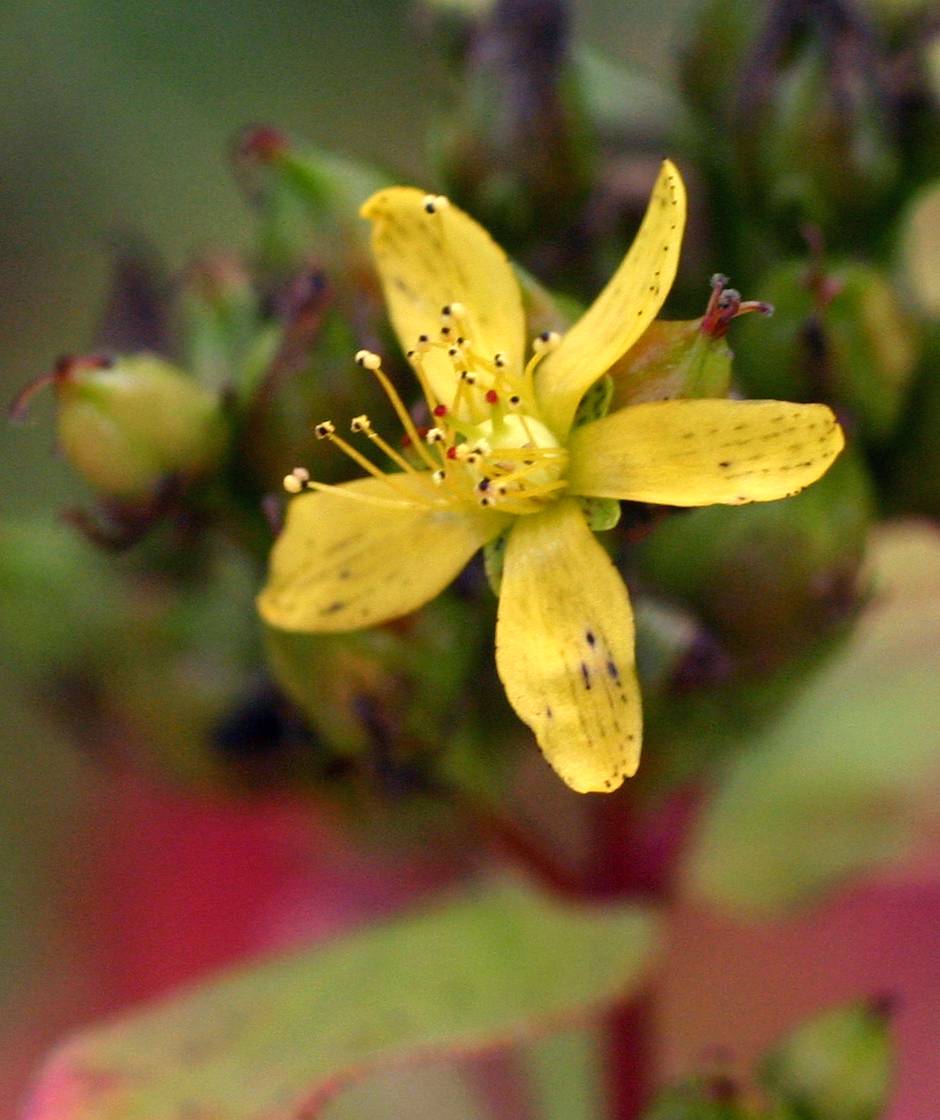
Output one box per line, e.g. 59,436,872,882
232,125,387,277
885,325,940,516
642,1076,751,1120
734,4,899,243
177,254,262,393
733,258,920,445
434,0,594,252
608,275,772,408
679,0,768,122
760,1000,893,1120
15,353,227,501
899,179,940,319
633,448,874,667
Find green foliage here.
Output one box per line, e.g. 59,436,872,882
28,881,656,1120
686,523,940,914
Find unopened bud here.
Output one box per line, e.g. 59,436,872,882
608,276,771,408
15,353,227,501
734,258,920,445
760,1000,893,1120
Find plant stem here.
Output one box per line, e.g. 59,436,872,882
587,787,700,1120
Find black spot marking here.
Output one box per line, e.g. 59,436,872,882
606,660,620,683
322,600,345,615
719,460,731,468
585,630,596,647
580,662,592,690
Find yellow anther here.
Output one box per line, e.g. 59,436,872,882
355,350,382,371
422,194,450,214
494,353,507,369
350,414,372,433
532,330,562,354
426,427,446,445
414,334,433,352
283,473,303,494
314,421,335,439
432,468,446,485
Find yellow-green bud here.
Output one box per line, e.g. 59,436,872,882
900,179,940,319
609,275,773,408
734,259,920,445
45,353,226,500
760,1000,893,1120
643,1076,754,1120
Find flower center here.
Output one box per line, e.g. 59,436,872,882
283,284,568,515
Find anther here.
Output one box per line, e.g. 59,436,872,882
426,427,446,445
448,346,459,358
422,194,450,214
283,474,303,494
354,350,382,371
508,394,521,407
494,353,507,368
485,389,499,404
314,421,335,439
433,404,448,417
477,479,490,492
350,415,371,433
532,330,562,354
432,469,446,486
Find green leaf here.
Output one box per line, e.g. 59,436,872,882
686,523,940,914
28,881,657,1120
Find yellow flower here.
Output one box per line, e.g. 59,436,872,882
257,162,844,794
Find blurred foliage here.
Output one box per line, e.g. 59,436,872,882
24,880,655,1120
4,0,940,1114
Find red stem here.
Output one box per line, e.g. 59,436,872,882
586,788,700,1120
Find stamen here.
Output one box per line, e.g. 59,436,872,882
422,194,450,215
523,331,562,397
354,350,439,471
314,419,423,502
351,414,419,475
303,479,427,510
283,465,310,494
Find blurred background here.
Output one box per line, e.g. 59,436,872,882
2,1,939,1117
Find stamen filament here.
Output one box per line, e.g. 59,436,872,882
304,479,428,510
361,357,439,471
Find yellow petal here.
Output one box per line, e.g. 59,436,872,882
535,160,686,437
258,474,507,632
496,499,641,794
361,187,525,403
566,399,845,506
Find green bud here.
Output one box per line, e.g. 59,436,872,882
177,254,262,393
609,276,773,408
434,0,594,251
634,447,874,665
736,5,899,242
733,258,920,444
233,126,388,276
885,325,940,516
643,1076,756,1120
899,179,940,319
15,353,227,501
760,1000,894,1120
679,0,769,121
